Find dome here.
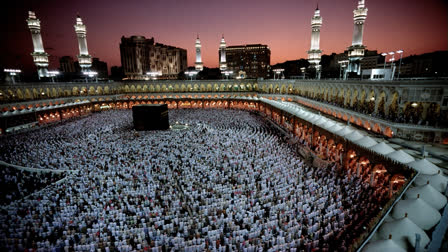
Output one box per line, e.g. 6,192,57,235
391,198,441,230
378,217,430,250
405,184,447,210
387,150,415,164
407,159,441,175
355,136,378,148
414,171,448,192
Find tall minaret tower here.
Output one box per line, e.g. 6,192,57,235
74,15,92,70
26,11,49,79
219,35,227,71
195,34,203,71
347,0,368,75
307,5,322,79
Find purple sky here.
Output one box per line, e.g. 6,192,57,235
2,0,447,73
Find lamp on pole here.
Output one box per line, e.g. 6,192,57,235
273,69,284,80
146,71,162,81
184,71,198,81
396,50,404,80
83,70,98,83
4,69,21,84
338,60,349,80
381,53,388,71
222,70,233,80
300,67,306,79
48,70,60,83
388,52,395,80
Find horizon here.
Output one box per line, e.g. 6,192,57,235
2,0,447,74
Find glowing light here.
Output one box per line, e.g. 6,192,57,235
4,69,21,73
83,71,98,77
411,102,418,107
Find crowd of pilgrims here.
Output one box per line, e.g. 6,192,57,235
0,109,388,251
0,166,65,205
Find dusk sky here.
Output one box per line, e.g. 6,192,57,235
2,0,447,74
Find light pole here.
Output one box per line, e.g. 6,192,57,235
185,71,198,81
4,69,21,83
48,70,60,83
222,70,233,80
300,67,306,79
273,69,284,80
388,52,395,80
381,52,388,80
146,71,162,81
83,71,98,83
338,60,348,80
396,50,403,80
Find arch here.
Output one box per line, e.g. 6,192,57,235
96,86,103,95
16,89,24,99
24,89,32,99
280,85,287,94
88,86,95,95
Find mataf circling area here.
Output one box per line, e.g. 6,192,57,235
1,109,389,251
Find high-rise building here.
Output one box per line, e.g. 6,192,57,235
195,35,203,71
91,58,108,78
26,11,49,79
219,35,227,71
347,0,368,76
120,36,187,80
150,43,187,78
226,44,271,79
74,15,92,70
59,56,77,73
307,5,323,79
120,36,153,79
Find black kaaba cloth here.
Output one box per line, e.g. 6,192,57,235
132,104,169,130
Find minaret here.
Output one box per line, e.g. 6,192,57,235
347,0,368,75
195,34,203,71
307,5,322,79
74,15,92,70
219,35,227,71
26,11,49,79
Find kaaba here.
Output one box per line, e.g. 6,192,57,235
132,104,169,130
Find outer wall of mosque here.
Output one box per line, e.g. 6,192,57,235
1,79,447,143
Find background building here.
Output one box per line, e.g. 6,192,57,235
226,44,271,79
120,36,187,80
91,58,108,79
150,43,187,79
120,36,153,80
59,56,78,73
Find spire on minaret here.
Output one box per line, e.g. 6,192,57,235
219,34,227,71
74,14,92,70
195,35,203,71
27,10,49,79
346,0,368,75
307,4,322,79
